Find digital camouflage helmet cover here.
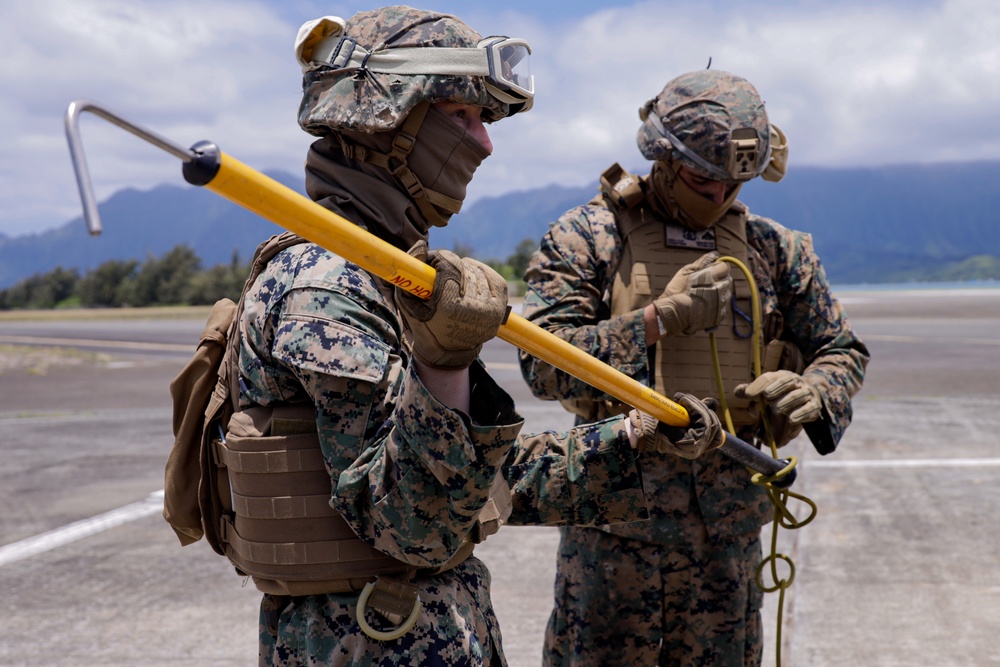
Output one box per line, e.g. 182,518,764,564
295,6,533,136
637,70,773,183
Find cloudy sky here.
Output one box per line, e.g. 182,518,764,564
2,0,998,238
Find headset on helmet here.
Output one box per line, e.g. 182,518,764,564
636,70,772,183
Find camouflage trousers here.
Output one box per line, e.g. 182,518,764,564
543,526,763,667
258,557,505,666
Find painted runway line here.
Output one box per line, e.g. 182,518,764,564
0,489,165,568
4,453,999,568
808,457,1000,468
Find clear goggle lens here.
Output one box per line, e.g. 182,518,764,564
480,37,533,101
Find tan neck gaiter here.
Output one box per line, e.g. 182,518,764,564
406,104,491,227
649,160,742,230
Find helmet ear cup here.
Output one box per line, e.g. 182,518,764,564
761,124,788,183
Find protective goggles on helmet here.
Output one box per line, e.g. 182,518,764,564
645,111,770,183
312,35,534,109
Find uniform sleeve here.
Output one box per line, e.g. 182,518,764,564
333,361,524,568
760,221,870,453
334,360,649,561
243,255,524,568
518,204,650,402
505,415,648,527
244,247,648,568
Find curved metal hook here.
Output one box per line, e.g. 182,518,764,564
63,100,196,236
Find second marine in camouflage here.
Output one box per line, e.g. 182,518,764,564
519,70,870,666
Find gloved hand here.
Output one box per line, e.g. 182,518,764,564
654,252,732,337
735,370,823,424
395,241,509,370
630,393,724,459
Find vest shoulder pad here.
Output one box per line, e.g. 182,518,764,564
599,162,646,212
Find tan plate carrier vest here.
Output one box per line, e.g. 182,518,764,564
589,165,758,427
584,164,806,446
165,232,511,597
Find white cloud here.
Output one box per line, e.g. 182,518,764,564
2,0,1000,237
0,0,311,236
482,0,1000,197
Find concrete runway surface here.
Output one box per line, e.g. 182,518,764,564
1,287,998,666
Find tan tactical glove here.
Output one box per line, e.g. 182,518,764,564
395,241,509,370
654,252,732,337
630,393,724,459
735,370,823,424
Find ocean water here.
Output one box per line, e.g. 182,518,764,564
833,279,1000,293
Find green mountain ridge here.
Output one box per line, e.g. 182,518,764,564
2,161,999,288
439,160,1000,284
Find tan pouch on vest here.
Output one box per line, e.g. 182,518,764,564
165,231,508,595
165,231,307,549
610,203,758,427
164,297,237,545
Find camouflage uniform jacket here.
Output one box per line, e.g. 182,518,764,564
518,191,869,544
240,242,647,665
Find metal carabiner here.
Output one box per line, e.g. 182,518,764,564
355,578,422,642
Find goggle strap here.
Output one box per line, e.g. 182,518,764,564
312,36,355,69
647,113,719,179
313,36,490,77
362,47,489,76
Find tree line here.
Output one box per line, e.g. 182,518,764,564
0,240,539,311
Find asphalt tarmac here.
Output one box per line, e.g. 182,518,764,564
1,287,998,666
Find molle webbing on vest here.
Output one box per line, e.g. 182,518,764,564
216,381,504,596
610,198,760,429
218,405,417,595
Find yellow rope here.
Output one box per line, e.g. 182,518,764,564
712,256,817,667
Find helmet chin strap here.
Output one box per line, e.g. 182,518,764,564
335,102,454,228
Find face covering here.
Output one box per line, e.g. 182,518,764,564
649,160,742,230
325,103,491,231
405,104,491,227
305,136,431,250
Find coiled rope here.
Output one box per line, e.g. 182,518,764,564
711,256,818,667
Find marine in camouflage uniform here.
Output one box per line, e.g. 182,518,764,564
237,8,720,667
243,242,647,666
518,71,870,666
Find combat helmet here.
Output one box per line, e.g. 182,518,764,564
293,7,533,230
295,7,533,135
637,70,771,183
